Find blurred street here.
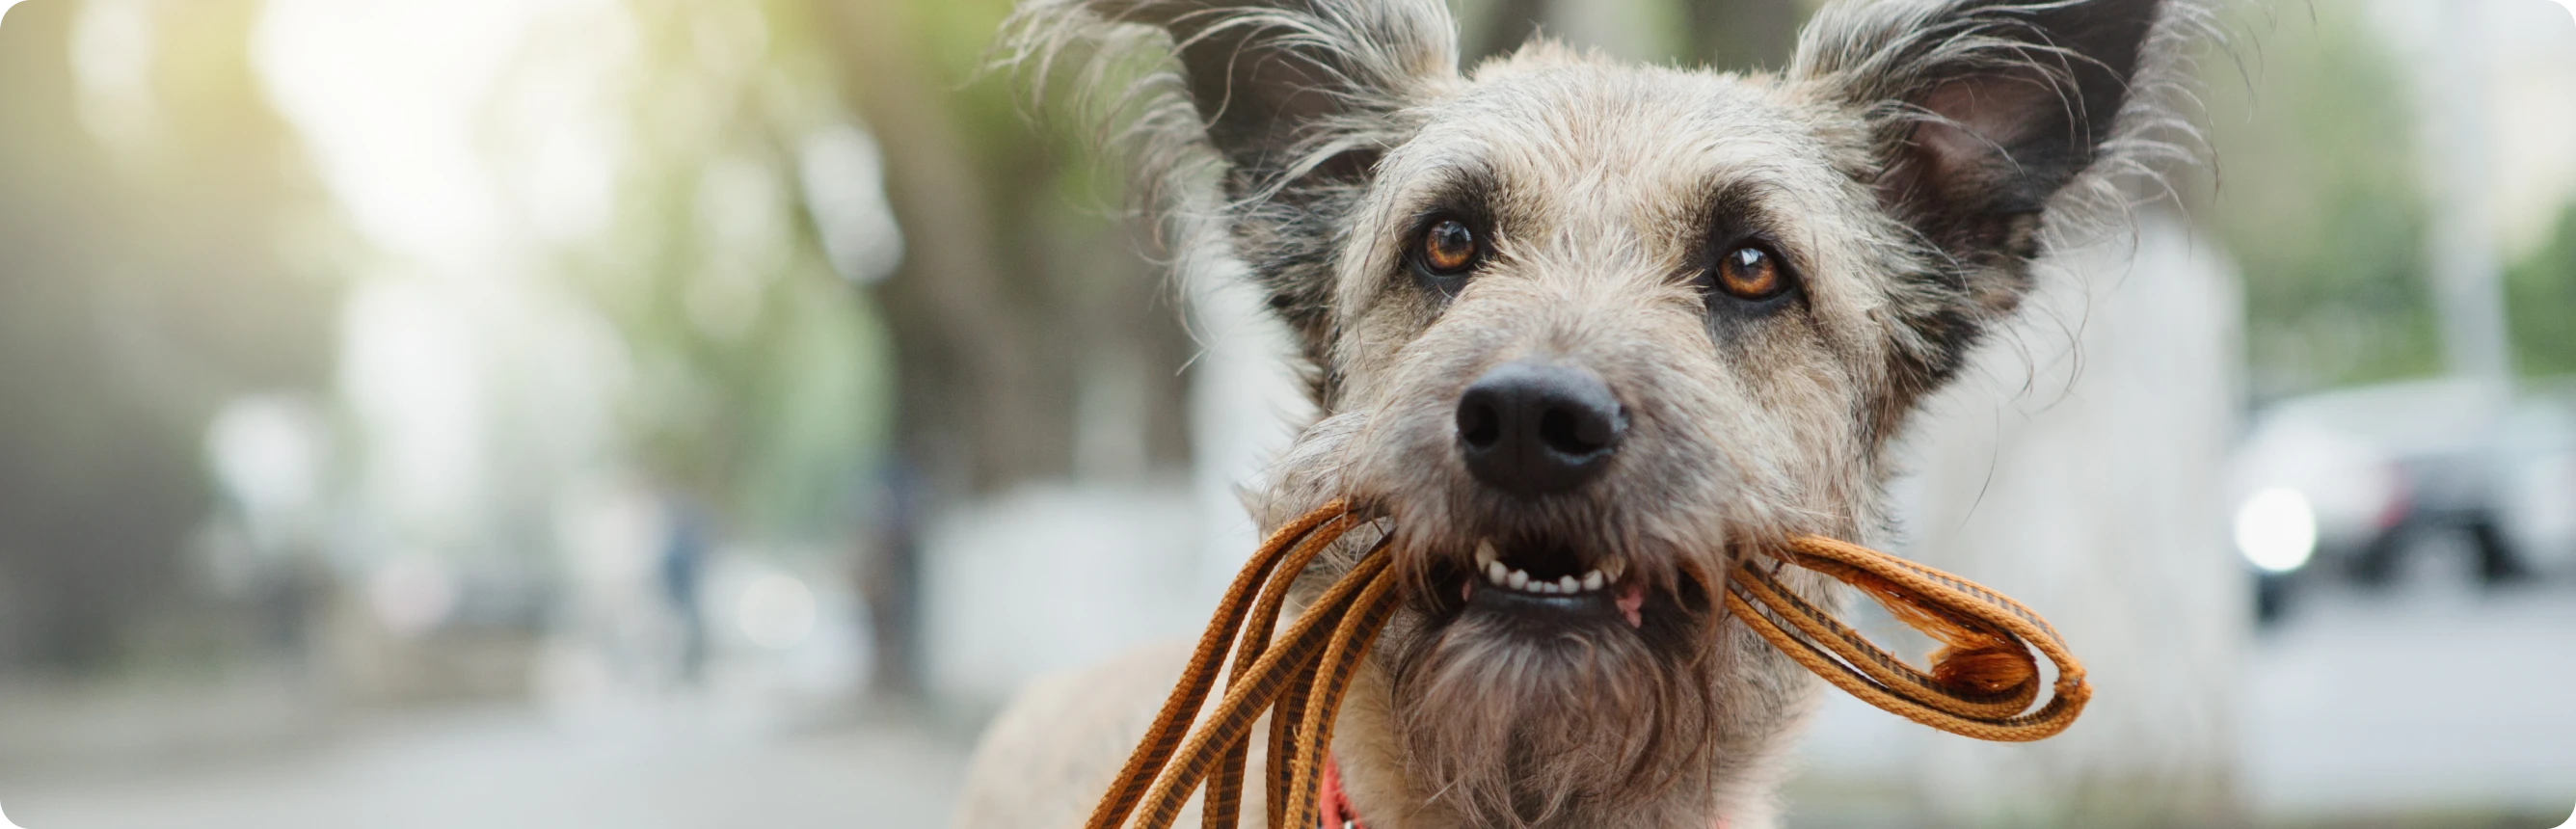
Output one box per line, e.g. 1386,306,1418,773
2241,560,2576,820
5,566,2570,829
0,706,971,829
1794,551,2576,827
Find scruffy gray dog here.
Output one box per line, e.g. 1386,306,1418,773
960,1,2206,827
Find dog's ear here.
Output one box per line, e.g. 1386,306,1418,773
1093,0,1457,184
1795,0,2177,300
1791,0,2186,397
1006,0,1461,369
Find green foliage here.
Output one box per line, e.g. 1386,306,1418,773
559,0,895,545
2203,5,2441,396
2507,203,2576,378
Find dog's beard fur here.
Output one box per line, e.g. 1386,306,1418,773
1386,584,1727,829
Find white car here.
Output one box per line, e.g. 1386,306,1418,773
2228,378,2576,616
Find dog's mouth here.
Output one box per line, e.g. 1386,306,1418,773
1446,537,1649,628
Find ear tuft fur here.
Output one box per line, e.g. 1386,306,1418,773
1791,0,2220,406
1794,0,2216,242
997,0,1461,376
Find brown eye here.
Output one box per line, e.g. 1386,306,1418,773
1716,244,1785,299
1420,219,1479,275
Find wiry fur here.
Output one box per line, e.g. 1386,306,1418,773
970,2,2214,828
999,0,1466,379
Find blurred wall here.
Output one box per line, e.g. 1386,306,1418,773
1887,212,2249,825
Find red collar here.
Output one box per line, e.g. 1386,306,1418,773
1317,756,1726,829
1317,754,1364,829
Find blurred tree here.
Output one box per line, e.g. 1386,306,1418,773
2506,202,2576,377
822,0,1195,498
1683,0,1804,71
2203,5,2439,397
1474,0,1549,61
812,0,1200,694
0,0,340,669
555,0,896,545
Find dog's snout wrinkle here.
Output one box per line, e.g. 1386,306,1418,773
1456,361,1624,498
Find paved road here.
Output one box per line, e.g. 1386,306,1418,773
2241,575,2576,820
4,575,2568,829
1795,569,2576,827
1,706,972,829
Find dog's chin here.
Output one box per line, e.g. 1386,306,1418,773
1384,548,1724,829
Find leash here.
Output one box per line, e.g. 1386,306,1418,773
1080,501,2090,829
1723,534,2087,742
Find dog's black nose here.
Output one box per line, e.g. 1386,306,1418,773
1456,361,1624,498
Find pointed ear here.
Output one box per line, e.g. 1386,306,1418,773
1794,0,2181,295
1006,0,1460,374
1130,0,1460,186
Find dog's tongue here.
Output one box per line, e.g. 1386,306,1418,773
1616,582,1645,628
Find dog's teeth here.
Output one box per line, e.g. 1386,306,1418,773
1474,540,1498,569
1556,575,1579,593
1600,558,1626,582
1533,581,1558,594
1581,571,1605,591
1486,560,1509,585
1506,569,1529,590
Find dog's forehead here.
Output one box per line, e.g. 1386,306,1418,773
1333,60,1878,321
1373,62,1847,224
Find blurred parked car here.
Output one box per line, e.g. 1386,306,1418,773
2228,378,2576,620
2496,380,2576,575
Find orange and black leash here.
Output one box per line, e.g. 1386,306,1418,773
1082,501,2091,829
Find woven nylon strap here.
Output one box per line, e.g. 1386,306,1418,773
1081,504,2091,829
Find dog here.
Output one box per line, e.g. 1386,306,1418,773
957,1,2206,827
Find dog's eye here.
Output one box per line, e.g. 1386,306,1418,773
1418,219,1480,276
1714,244,1788,300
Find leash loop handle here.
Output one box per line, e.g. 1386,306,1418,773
1083,506,2094,829
1726,535,2091,742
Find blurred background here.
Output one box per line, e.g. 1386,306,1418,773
0,0,2567,826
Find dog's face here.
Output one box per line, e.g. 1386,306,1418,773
1011,1,2187,825
1322,61,1911,828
